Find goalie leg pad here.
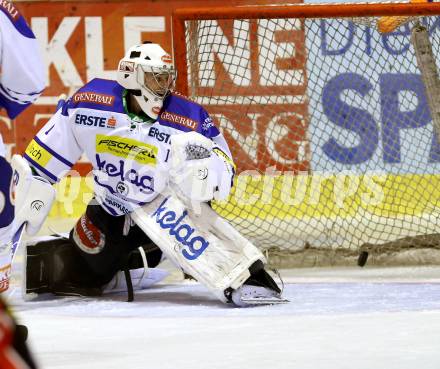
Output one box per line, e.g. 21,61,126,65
25,202,164,298
25,236,165,298
25,236,104,297
131,191,268,303
11,155,55,236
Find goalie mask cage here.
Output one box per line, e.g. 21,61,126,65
172,2,440,267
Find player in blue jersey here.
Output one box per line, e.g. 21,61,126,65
0,1,44,367
14,42,285,306
0,1,45,292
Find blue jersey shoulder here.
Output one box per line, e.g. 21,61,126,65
157,92,220,138
0,2,35,38
66,78,125,114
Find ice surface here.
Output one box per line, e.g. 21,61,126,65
4,264,440,369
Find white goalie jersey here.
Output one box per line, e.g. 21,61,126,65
24,78,235,216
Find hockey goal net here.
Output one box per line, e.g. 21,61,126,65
172,2,440,267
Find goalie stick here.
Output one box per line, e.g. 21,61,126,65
0,223,27,294
11,223,26,263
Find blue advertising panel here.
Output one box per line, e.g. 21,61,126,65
307,18,440,174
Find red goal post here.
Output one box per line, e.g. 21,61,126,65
172,2,440,267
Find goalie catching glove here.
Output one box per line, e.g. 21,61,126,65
170,132,235,202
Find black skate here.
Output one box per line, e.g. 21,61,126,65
227,261,288,307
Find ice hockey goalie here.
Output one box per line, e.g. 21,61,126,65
14,42,286,307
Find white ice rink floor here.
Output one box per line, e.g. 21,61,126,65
6,265,440,369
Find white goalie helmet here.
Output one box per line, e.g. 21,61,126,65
117,42,176,119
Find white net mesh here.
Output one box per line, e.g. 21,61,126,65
180,9,440,266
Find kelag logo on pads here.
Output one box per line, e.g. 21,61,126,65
152,197,209,260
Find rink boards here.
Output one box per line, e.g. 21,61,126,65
49,173,440,219
46,172,440,250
